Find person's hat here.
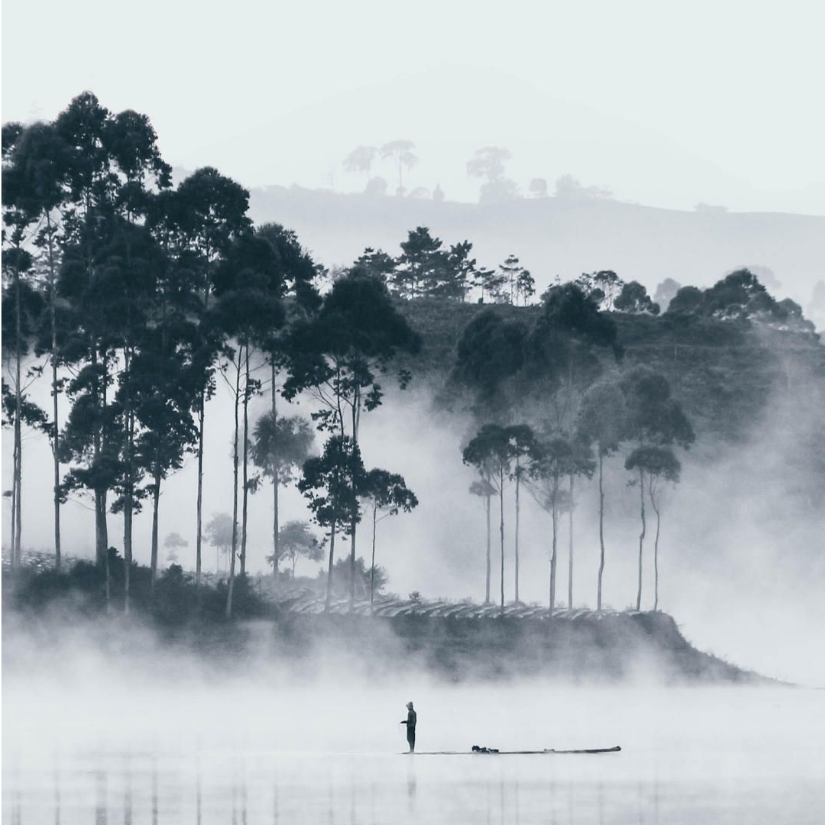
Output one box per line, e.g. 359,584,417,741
406,701,414,708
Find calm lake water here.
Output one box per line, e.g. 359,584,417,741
4,682,824,824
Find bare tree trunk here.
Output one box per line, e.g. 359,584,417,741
226,360,242,619
9,436,17,566
550,502,558,612
104,526,110,615
240,344,250,577
567,474,574,609
325,522,337,613
13,401,21,568
349,388,361,611
196,401,205,590
597,452,606,611
271,362,279,576
514,468,520,604
636,468,646,611
46,213,61,569
123,348,135,610
150,471,161,596
652,492,661,612
91,345,107,569
485,494,491,604
499,467,505,611
123,484,132,614
370,506,377,613
94,494,108,570
13,263,22,570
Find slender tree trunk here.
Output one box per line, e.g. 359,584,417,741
91,344,106,569
94,494,108,570
123,348,134,610
568,474,574,609
150,471,161,596
104,524,110,615
195,255,212,593
370,506,377,613
9,436,17,565
196,400,205,590
652,492,661,612
271,362,279,576
13,398,21,568
240,344,250,577
499,467,505,611
226,360,242,618
349,389,361,610
636,468,646,611
550,501,558,612
13,263,22,569
597,452,606,611
514,468,520,604
123,483,132,614
485,494,491,604
46,214,61,569
325,522,337,613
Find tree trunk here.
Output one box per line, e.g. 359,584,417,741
104,526,110,615
123,486,133,614
94,491,109,571
123,348,134,609
9,436,17,567
370,506,379,613
485,494,491,604
240,343,250,577
13,399,21,568
196,251,214,592
349,387,361,611
150,471,161,596
550,501,558,612
13,262,22,570
499,467,505,611
271,362,279,577
514,467,521,604
567,474,574,609
91,345,106,569
636,468,646,611
325,522,337,613
597,452,606,612
226,360,242,619
652,492,661,612
46,213,61,569
196,400,205,590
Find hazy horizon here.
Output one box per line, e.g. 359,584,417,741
3,0,825,216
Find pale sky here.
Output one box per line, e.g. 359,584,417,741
3,0,825,210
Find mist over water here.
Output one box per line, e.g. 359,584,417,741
4,658,825,825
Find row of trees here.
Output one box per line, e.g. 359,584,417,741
355,229,535,303
452,282,694,612
1,93,423,617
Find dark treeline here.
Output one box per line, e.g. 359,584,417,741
3,93,820,622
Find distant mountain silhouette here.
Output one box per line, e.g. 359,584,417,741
249,184,825,310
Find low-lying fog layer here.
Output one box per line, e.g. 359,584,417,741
4,666,824,824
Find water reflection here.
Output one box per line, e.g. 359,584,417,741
3,747,823,825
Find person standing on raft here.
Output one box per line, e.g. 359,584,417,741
400,702,417,753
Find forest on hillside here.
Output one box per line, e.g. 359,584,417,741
3,93,823,626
